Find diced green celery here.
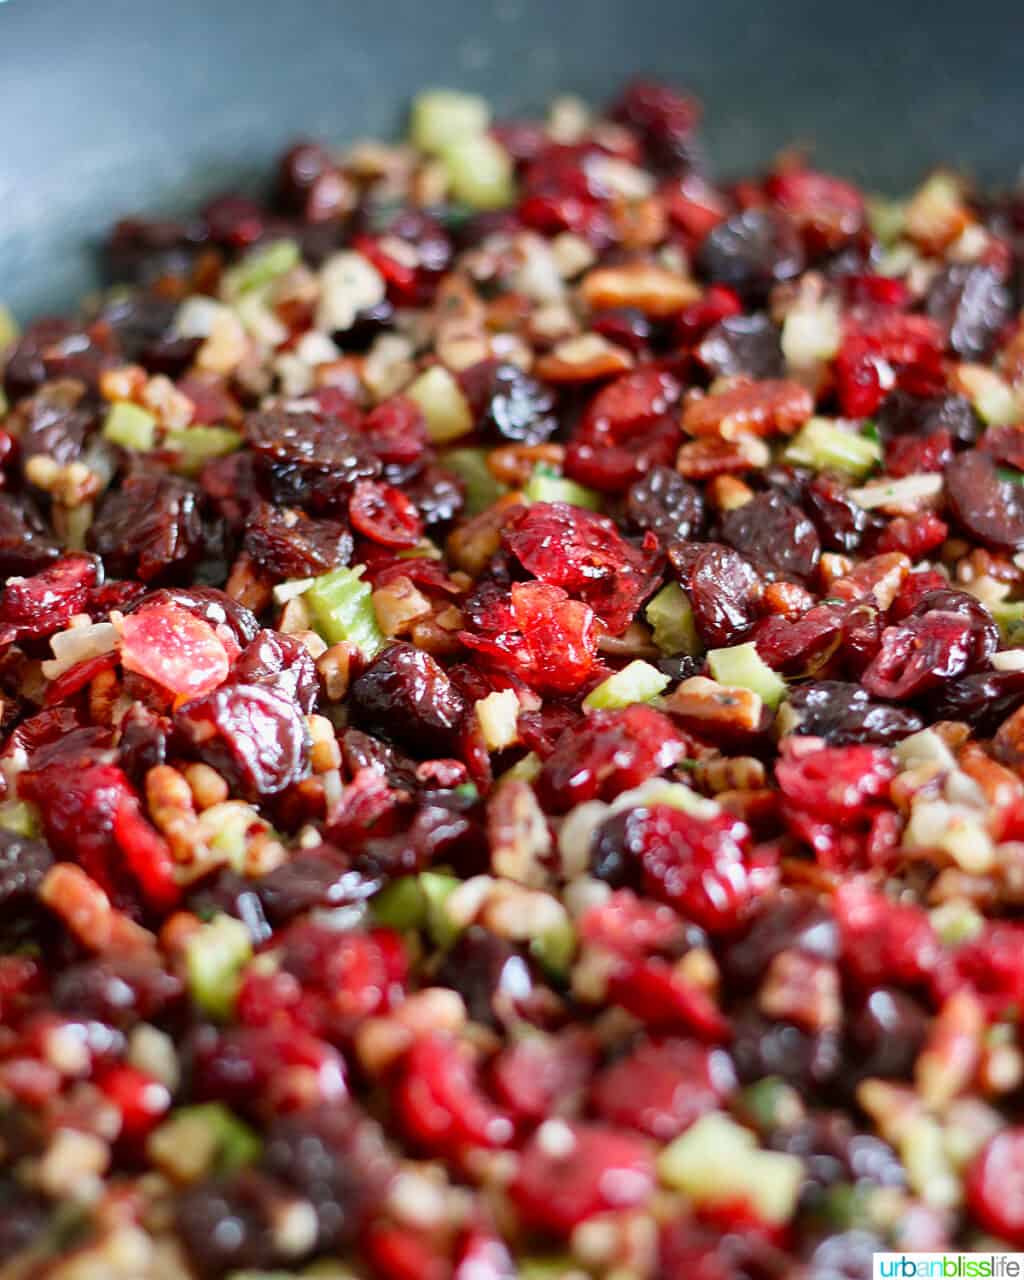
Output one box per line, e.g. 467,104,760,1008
0,389,7,417
819,1182,875,1231
305,565,384,657
530,917,576,978
165,426,243,474
406,366,474,443
784,417,881,477
411,89,490,154
658,1112,804,1225
440,135,514,210
153,1102,261,1174
524,464,601,510
102,401,157,451
583,659,670,711
372,876,427,931
930,899,985,946
735,1077,805,1135
865,196,907,245
222,238,300,297
185,914,252,1020
502,751,542,784
0,302,18,350
646,581,701,656
991,600,1024,644
519,1259,577,1279
708,642,787,710
453,782,480,802
419,871,463,949
441,447,507,514
0,801,39,837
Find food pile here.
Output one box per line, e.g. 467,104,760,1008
2,79,1024,1279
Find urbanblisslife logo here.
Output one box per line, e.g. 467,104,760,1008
874,1256,1024,1278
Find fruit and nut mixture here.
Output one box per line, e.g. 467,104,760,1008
2,77,1024,1280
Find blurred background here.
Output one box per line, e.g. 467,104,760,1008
1,0,1021,316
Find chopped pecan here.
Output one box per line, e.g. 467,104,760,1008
682,379,813,441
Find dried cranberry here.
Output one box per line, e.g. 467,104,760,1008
673,543,761,647
458,360,558,444
350,643,465,757
233,630,319,714
0,554,97,643
766,168,865,252
875,511,949,558
348,479,422,548
244,502,352,578
966,1129,1024,1245
803,473,876,553
396,1033,513,1155
490,1029,596,1123
362,396,429,472
0,494,60,575
245,409,380,510
128,587,259,650
625,465,704,544
720,491,820,580
202,193,265,248
403,463,465,527
90,471,203,581
776,743,895,822
609,78,700,173
784,682,923,746
925,263,1012,360
511,1122,655,1235
862,611,978,700
536,705,685,813
834,881,941,991
697,209,805,303
462,581,602,696
435,927,539,1028
504,501,661,635
876,389,981,446
697,312,784,380
926,668,1024,735
946,449,1024,551
175,683,310,797
590,307,653,353
591,1037,735,1140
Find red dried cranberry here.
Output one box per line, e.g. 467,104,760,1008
244,502,353,577
511,1122,656,1235
175,682,310,797
490,1029,596,1123
189,1023,347,1112
884,429,954,477
766,168,865,251
946,449,1024,551
776,743,896,822
505,501,661,635
348,479,423,548
395,1033,514,1155
875,512,948,558
607,958,729,1041
590,307,653,353
349,643,465,758
619,805,757,933
834,881,941,990
458,359,558,445
861,612,977,700
361,396,429,472
966,1129,1024,1245
536,705,685,814
609,78,700,173
697,209,804,303
128,587,259,650
591,1037,735,1140
0,554,97,643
